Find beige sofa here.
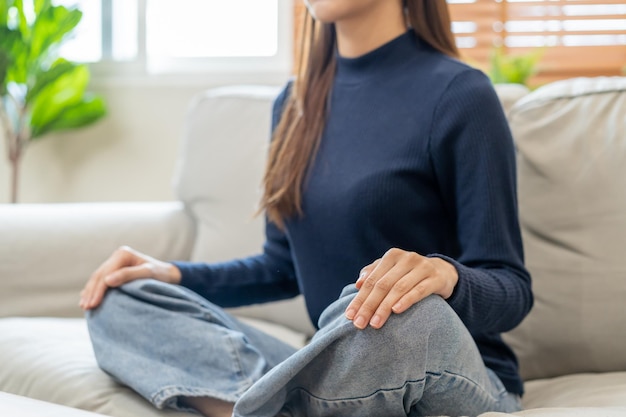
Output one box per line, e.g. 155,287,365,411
0,78,625,417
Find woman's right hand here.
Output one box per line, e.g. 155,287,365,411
79,246,182,310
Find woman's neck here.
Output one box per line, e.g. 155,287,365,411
334,3,407,58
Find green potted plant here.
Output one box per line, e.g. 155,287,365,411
488,46,544,87
0,0,106,203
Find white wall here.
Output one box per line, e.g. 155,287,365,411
0,72,288,204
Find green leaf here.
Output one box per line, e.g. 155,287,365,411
0,51,9,94
25,57,75,104
488,47,544,86
0,1,9,27
2,0,107,142
0,26,15,90
0,26,27,84
13,0,30,40
34,0,49,14
30,4,81,62
33,94,106,138
30,63,89,132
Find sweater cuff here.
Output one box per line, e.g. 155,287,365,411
171,261,209,293
426,253,467,309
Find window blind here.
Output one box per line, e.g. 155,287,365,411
449,0,626,85
293,1,626,85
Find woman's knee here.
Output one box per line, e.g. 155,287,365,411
319,292,471,368
328,289,463,337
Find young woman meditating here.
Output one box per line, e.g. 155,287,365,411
80,1,533,416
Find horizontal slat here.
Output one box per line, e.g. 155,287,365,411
502,0,626,6
506,13,626,20
448,0,626,82
505,30,626,36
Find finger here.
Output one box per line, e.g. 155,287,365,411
345,257,395,321
80,264,110,310
80,247,136,309
351,262,410,329
82,277,111,310
369,264,437,329
355,265,414,328
368,274,421,329
355,259,380,289
391,278,437,314
84,264,155,310
105,264,155,287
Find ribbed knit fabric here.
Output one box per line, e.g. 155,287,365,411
174,31,533,395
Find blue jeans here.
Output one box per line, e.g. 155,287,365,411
86,279,521,417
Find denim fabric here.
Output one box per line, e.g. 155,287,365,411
234,285,521,417
86,279,296,410
87,280,521,416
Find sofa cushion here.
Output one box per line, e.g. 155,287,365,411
480,407,626,417
523,372,626,409
172,85,316,336
0,202,194,319
504,77,626,381
0,317,306,417
493,83,530,117
172,86,278,265
0,392,108,417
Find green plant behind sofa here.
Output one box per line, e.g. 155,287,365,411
488,47,544,87
0,0,107,203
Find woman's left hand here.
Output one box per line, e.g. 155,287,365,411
345,248,459,330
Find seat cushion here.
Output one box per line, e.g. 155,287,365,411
0,317,306,417
478,373,626,417
523,372,626,409
479,407,626,417
0,392,108,417
504,77,626,381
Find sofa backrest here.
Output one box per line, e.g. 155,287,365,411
504,77,626,381
173,85,317,335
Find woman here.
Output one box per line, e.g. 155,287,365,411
81,1,533,416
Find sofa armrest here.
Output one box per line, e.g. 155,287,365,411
0,202,195,318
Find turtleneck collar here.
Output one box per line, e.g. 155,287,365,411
335,30,422,84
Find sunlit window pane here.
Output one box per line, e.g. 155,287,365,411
51,0,137,63
112,0,138,61
146,0,278,58
54,0,102,62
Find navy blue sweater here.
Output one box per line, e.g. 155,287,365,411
175,31,533,395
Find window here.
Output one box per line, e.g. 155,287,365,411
56,0,292,75
447,0,626,84
61,0,625,82
55,0,138,63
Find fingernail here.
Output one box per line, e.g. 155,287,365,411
370,315,381,328
354,316,366,329
345,308,356,320
392,302,402,313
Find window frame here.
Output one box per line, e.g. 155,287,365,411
88,0,294,79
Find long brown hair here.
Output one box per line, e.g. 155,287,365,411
260,0,459,228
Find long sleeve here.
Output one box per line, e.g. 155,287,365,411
173,85,300,308
174,221,299,307
428,69,533,335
